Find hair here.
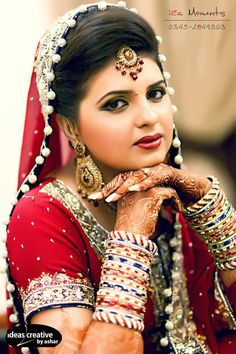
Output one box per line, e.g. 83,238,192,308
52,5,162,121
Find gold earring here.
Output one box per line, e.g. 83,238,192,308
74,139,103,198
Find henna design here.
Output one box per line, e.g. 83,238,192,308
115,187,183,238
172,172,211,206
89,162,211,208
80,320,143,354
33,308,92,354
93,172,131,200
34,306,143,354
102,163,211,208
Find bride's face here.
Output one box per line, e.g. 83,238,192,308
78,57,174,179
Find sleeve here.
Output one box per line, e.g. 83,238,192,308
7,190,95,323
180,214,236,336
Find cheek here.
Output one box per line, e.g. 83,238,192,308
78,114,128,159
159,100,174,137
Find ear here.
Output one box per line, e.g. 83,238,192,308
56,114,78,147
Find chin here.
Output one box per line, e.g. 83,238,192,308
135,156,167,169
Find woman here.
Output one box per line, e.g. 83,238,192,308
4,1,236,353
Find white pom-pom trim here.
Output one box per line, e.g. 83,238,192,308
9,313,18,323
58,38,67,47
117,1,126,8
46,72,55,82
163,288,172,297
35,156,45,165
160,337,169,347
156,35,163,44
28,174,37,184
7,283,15,293
47,90,56,100
165,320,174,330
78,4,88,13
52,54,61,63
10,197,18,206
166,87,175,95
20,184,30,193
67,18,76,27
44,105,54,115
6,298,14,308
172,104,178,113
174,154,183,165
98,1,107,10
172,137,181,148
163,71,171,80
158,54,166,63
129,8,138,13
42,148,51,157
21,348,31,354
44,126,53,136
164,304,173,314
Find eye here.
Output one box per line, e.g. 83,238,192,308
147,87,166,101
101,98,128,112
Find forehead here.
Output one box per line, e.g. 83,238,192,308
86,57,163,97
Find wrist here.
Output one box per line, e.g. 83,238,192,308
93,230,158,332
183,177,236,271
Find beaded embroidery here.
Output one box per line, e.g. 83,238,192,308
214,270,236,330
20,272,95,322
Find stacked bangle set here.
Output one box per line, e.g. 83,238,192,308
184,176,236,271
93,230,158,332
93,176,235,333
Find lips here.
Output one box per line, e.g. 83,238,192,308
134,133,163,145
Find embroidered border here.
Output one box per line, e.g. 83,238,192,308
214,270,236,330
20,272,95,322
40,180,108,257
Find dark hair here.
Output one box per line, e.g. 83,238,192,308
52,5,162,120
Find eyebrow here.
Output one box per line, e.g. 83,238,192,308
96,80,165,105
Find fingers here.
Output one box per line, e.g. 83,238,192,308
88,164,174,202
105,170,149,202
128,164,173,192
128,176,159,192
151,187,184,213
88,172,129,200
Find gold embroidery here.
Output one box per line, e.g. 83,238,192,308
40,180,107,257
214,270,236,330
20,272,95,322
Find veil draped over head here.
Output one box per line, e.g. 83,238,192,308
13,0,182,209
17,69,72,190
5,2,183,350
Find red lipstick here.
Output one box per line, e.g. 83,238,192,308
134,133,163,150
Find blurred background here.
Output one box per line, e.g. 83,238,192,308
0,0,235,351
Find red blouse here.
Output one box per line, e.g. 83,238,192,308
6,178,236,354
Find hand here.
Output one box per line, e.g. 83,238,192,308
114,187,183,238
88,163,211,208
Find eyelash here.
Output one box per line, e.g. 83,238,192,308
101,87,166,112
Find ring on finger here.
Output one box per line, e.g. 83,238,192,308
122,172,130,181
141,167,151,177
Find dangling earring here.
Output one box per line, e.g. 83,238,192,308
74,139,103,198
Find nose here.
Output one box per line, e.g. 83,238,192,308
134,99,158,128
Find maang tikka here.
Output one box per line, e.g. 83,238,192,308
115,46,144,80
